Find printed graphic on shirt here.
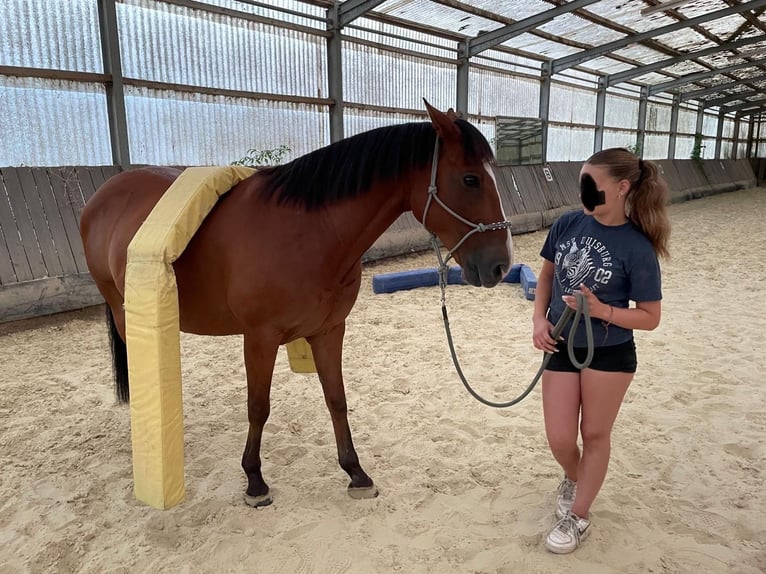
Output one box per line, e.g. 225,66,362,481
554,236,613,294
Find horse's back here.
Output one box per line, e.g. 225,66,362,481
80,166,183,287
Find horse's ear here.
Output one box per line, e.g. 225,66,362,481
424,99,460,141
445,108,462,121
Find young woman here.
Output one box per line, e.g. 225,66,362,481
532,148,671,554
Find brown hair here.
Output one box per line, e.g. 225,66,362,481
587,148,671,259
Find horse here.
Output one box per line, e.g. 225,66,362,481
79,101,514,507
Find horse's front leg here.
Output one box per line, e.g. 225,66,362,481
241,332,280,507
308,323,378,499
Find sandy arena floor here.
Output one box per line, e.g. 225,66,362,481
0,188,764,573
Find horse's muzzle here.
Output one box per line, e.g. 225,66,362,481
462,249,512,287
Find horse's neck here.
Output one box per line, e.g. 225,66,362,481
325,171,428,269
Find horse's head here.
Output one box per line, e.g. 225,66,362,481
417,101,513,287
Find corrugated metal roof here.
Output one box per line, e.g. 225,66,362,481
336,0,766,111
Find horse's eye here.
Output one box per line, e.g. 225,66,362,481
463,175,480,187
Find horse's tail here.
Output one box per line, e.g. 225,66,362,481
106,305,130,403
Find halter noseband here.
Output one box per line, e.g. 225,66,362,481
421,137,513,291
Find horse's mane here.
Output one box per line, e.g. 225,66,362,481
256,119,494,210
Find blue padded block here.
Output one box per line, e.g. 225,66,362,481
372,268,440,294
519,264,537,300
447,266,464,285
447,263,523,285
505,263,523,284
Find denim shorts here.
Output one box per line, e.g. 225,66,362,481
545,338,637,373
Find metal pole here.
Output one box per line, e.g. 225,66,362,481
539,61,552,163
97,0,130,167
327,4,344,142
715,108,724,159
636,86,648,158
668,93,680,159
594,76,606,153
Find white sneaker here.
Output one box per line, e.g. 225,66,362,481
556,477,576,519
545,511,591,554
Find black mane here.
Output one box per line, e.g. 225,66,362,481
257,119,494,210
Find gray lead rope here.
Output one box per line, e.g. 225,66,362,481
421,136,593,407
438,284,594,408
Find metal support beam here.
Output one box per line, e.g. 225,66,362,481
539,61,552,164
552,0,766,74
715,108,725,159
97,0,130,167
696,103,705,134
668,93,680,159
605,34,766,88
732,116,741,159
649,56,766,96
721,99,766,113
636,86,649,158
467,0,599,56
681,73,766,102
327,5,344,142
456,40,469,116
746,115,755,158
706,90,766,108
594,76,606,153
337,0,387,28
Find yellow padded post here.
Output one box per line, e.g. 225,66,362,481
285,338,317,373
124,166,255,510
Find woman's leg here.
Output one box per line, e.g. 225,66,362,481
541,370,582,480
570,368,633,519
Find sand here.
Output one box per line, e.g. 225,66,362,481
0,188,764,574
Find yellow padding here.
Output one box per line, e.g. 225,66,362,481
285,338,316,373
124,166,255,510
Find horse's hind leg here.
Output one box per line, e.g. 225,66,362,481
241,333,280,507
309,323,378,499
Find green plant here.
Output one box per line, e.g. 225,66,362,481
690,132,703,161
624,142,643,156
231,144,291,167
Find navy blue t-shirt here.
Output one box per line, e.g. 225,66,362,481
540,210,662,347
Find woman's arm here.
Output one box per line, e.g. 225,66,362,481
532,259,560,352
563,284,662,331
533,259,554,321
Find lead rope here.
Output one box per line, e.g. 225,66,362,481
438,280,594,408
421,138,594,408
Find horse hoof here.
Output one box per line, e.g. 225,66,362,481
347,484,379,500
243,491,273,508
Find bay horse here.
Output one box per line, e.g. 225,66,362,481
79,101,514,507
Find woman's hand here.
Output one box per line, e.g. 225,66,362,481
562,283,608,320
533,315,560,353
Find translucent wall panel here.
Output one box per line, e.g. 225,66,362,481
702,112,719,137
603,130,638,151
643,134,669,159
344,108,426,137
470,69,539,118
720,141,733,159
674,136,695,159
550,84,596,125
0,0,102,72
119,0,327,97
737,142,748,158
125,87,328,165
721,118,735,139
646,102,671,132
344,44,454,111
677,107,698,134
701,138,716,159
604,95,638,129
548,126,595,161
0,76,111,166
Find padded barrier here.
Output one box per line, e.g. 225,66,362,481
372,263,534,299
124,165,316,510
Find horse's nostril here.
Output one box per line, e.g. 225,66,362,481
494,263,505,281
